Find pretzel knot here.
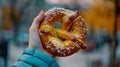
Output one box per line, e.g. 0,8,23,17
39,8,87,57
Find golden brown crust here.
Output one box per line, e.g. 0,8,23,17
39,7,87,57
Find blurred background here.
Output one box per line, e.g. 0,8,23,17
0,0,120,67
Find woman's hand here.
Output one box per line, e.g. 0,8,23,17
28,10,53,57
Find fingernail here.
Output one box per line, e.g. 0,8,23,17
39,10,44,15
38,12,44,18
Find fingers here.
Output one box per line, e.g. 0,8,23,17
29,10,44,32
29,10,44,48
34,10,44,23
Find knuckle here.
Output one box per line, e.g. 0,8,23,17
34,17,38,22
29,27,38,33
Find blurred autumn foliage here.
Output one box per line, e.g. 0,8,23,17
2,6,13,30
81,0,115,34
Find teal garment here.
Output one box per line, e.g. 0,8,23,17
12,48,60,67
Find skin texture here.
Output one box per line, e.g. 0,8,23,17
28,10,53,57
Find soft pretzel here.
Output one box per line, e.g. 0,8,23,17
39,7,87,57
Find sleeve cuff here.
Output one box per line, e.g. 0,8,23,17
22,48,60,67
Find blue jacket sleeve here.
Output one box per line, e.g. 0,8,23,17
12,48,60,67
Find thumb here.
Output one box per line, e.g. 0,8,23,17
34,10,44,24
30,10,44,32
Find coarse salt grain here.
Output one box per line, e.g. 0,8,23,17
57,49,61,53
71,47,74,49
46,45,50,48
80,22,83,26
81,18,85,21
46,7,72,21
43,30,49,33
51,48,55,52
66,48,70,51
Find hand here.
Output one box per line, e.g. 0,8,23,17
28,10,53,57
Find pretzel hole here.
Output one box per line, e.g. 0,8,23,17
54,22,62,29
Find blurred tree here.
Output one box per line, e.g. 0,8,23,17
9,0,32,44
110,0,120,67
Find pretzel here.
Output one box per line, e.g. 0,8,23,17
39,8,87,57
